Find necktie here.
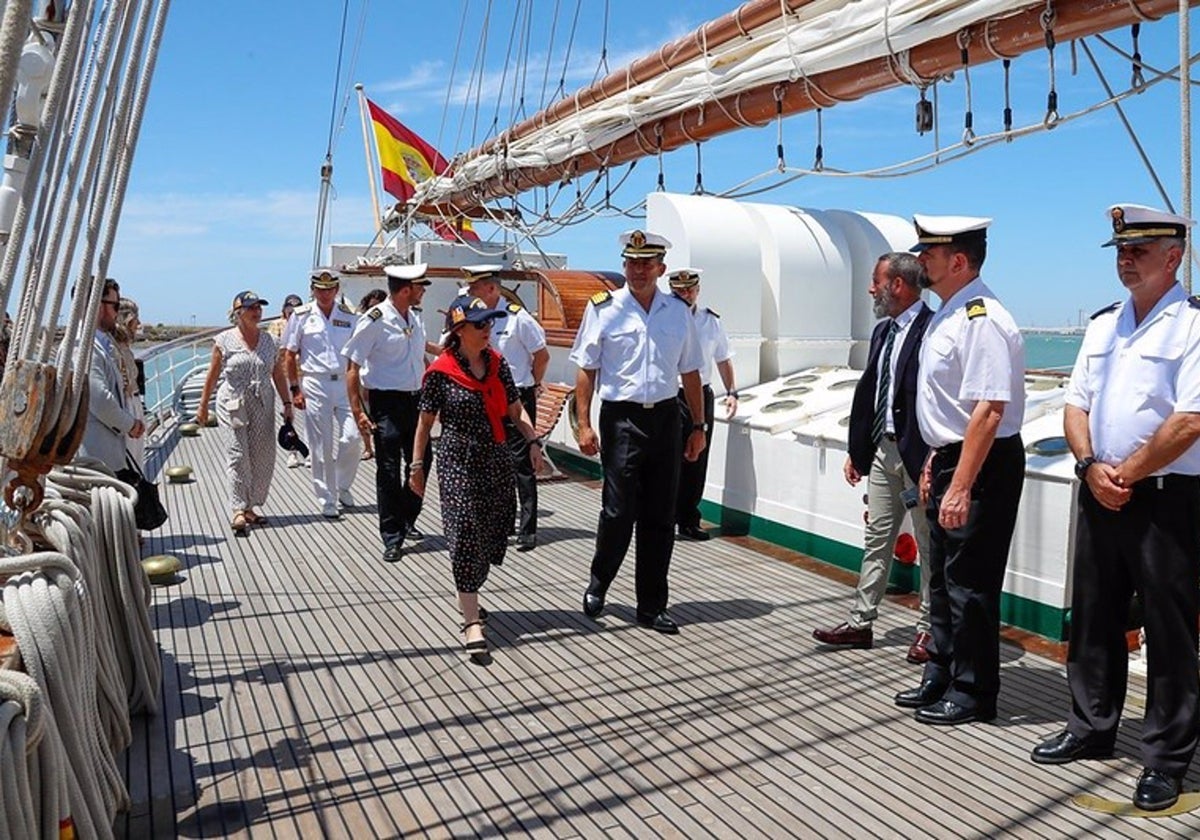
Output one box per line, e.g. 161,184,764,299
871,320,899,445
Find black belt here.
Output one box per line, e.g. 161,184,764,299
1131,474,1200,492
603,398,676,410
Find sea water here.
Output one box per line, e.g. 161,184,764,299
1022,332,1084,373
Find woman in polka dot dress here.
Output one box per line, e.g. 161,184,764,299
411,294,544,655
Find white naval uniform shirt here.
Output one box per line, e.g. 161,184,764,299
917,277,1026,449
877,301,923,436
492,303,546,388
569,286,703,404
341,298,426,391
690,304,732,388
282,301,357,379
1066,282,1200,475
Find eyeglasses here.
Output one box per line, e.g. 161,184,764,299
100,299,120,309
470,320,492,331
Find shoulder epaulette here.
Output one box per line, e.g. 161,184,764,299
589,291,612,307
706,307,720,318
293,303,313,315
1189,296,1200,310
337,300,356,314
965,297,988,320
366,307,383,322
412,305,423,312
506,302,523,314
1090,301,1120,319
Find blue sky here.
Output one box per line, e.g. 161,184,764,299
112,1,1200,327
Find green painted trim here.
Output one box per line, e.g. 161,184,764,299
547,446,603,480
698,498,1068,641
551,447,1068,641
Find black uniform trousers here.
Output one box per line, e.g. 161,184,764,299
675,384,715,530
1067,474,1200,776
589,398,682,617
504,385,538,537
368,389,433,548
923,434,1025,711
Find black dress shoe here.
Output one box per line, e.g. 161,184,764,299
583,590,605,618
1134,768,1181,811
1030,730,1114,765
914,698,996,726
382,544,403,563
637,611,680,634
405,526,427,542
678,525,711,542
894,679,947,709
515,533,536,551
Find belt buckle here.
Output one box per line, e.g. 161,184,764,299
642,402,654,409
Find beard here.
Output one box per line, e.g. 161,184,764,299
872,286,893,318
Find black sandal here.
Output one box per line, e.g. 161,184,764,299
461,620,487,653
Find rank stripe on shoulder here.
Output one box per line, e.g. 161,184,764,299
706,307,720,318
507,302,523,313
965,297,988,320
1189,295,1200,310
590,290,612,307
367,307,383,321
1090,301,1121,319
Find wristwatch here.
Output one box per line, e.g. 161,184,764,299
289,383,301,394
1074,456,1097,480
691,422,707,433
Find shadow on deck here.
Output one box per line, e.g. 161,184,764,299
115,424,1200,838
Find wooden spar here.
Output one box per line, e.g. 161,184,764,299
479,0,814,155
429,0,1198,213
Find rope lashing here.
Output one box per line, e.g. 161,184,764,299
1003,59,1014,140
813,108,824,172
1131,24,1146,91
958,29,976,146
775,84,787,171
1042,1,1061,128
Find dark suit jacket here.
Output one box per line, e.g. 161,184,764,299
848,303,933,483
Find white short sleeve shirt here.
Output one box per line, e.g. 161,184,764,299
341,298,426,391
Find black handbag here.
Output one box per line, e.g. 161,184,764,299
116,452,169,531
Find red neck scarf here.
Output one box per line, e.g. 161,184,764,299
425,346,508,442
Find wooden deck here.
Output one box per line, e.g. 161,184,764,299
116,423,1200,838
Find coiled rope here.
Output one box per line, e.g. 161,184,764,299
0,669,67,840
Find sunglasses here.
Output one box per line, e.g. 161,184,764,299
100,299,120,309
470,320,493,331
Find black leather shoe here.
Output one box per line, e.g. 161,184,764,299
405,526,427,542
515,533,536,551
1134,768,1181,812
637,611,680,634
382,544,403,563
678,525,711,541
583,589,605,618
1030,730,1114,765
894,679,947,709
914,698,996,726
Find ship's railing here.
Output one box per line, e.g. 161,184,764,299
136,326,224,439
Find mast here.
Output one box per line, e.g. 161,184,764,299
421,0,1200,215
355,83,383,240
1182,0,1193,292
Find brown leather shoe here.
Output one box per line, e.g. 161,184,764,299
812,622,872,649
906,631,932,664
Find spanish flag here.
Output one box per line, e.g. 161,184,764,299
367,98,479,242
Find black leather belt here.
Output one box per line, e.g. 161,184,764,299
603,398,675,410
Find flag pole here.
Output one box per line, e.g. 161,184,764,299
355,84,383,238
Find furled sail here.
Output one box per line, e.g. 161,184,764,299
416,0,1197,213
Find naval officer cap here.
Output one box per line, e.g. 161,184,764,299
620,229,671,259
910,214,992,252
1102,204,1195,247
310,268,340,289
667,268,703,288
462,264,504,284
383,262,431,285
